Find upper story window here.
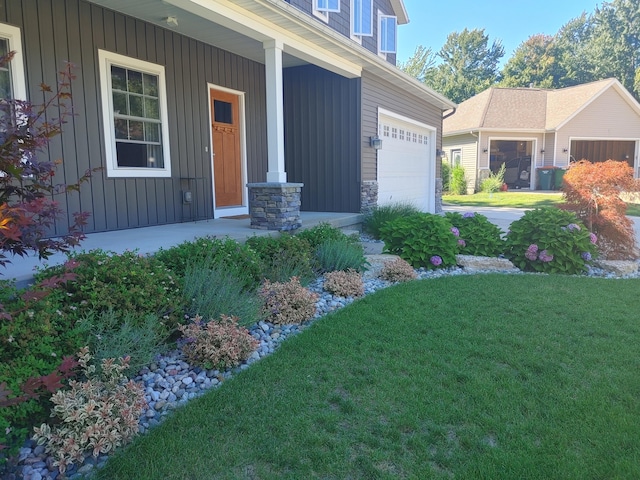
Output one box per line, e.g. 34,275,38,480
98,50,171,178
315,0,340,12
351,0,373,36
0,23,26,101
379,14,397,54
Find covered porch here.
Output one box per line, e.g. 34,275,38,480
3,212,363,286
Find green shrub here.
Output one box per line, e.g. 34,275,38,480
75,310,168,376
36,249,185,331
183,261,262,328
504,207,598,274
449,165,468,195
154,237,262,289
323,270,364,297
362,202,421,239
480,163,506,193
259,277,318,325
379,213,459,269
33,348,147,475
445,211,505,257
246,234,315,285
315,239,368,273
441,159,451,192
296,222,359,249
0,282,86,455
178,315,259,371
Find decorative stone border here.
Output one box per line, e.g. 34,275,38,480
247,183,304,231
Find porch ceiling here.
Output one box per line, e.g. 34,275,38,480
87,0,456,110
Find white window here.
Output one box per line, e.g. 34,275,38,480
379,15,397,54
98,50,171,178
351,0,373,36
399,129,405,141
0,23,26,100
383,125,390,137
315,0,340,12
391,127,397,139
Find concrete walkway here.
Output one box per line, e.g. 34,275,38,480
2,212,363,286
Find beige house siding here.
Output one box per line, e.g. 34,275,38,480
543,132,556,167
555,87,640,169
443,133,479,193
361,70,443,181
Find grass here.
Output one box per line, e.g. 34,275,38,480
443,191,640,217
98,275,640,479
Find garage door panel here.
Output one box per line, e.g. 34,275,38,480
377,113,433,212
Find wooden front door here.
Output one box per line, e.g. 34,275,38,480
210,89,242,207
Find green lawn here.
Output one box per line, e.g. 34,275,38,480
443,192,640,217
98,275,640,480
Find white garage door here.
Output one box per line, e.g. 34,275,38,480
377,111,435,212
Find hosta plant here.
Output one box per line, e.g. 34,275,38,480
379,213,458,269
323,269,364,298
379,258,417,283
259,277,318,325
504,207,598,274
178,315,259,371
32,348,147,474
445,211,505,257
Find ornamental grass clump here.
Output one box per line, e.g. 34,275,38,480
259,277,318,325
379,258,417,283
178,315,259,371
445,211,505,256
323,270,365,298
378,213,458,269
314,239,368,274
504,207,598,274
32,348,146,475
362,202,421,239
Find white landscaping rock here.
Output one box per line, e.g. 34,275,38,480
593,259,639,276
456,255,518,272
363,254,401,280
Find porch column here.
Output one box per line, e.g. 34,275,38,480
264,39,287,183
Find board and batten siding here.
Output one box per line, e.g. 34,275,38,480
283,65,361,213
1,0,267,235
555,87,640,168
361,70,442,181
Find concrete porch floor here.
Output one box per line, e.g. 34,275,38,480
2,212,363,286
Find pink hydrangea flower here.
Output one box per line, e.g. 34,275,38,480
450,227,460,237
589,232,598,244
430,255,442,266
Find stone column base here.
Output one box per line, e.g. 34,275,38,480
361,180,378,214
247,182,303,231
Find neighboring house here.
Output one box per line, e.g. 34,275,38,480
1,0,454,235
443,79,640,192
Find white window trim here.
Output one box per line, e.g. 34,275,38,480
312,2,330,23
98,50,171,178
351,0,373,38
0,23,27,100
378,14,397,54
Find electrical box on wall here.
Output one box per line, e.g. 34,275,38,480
183,190,192,203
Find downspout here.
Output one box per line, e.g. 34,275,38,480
442,108,457,120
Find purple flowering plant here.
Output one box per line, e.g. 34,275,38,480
504,207,598,274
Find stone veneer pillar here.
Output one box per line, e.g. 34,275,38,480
435,178,443,213
360,180,378,214
247,183,304,231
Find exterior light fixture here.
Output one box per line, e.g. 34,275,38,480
436,149,446,157
540,149,545,153
482,148,488,153
370,136,383,150
562,148,568,153
166,16,179,27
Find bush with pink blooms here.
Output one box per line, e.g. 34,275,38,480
504,207,598,274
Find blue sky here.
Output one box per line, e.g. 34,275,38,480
397,0,602,65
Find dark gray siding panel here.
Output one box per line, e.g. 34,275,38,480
283,65,361,212
361,70,444,181
3,0,267,234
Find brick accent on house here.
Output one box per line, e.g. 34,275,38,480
361,180,378,214
247,183,304,231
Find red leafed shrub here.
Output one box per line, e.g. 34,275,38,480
561,160,640,259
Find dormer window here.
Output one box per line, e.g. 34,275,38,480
379,15,397,53
315,0,340,12
351,0,373,36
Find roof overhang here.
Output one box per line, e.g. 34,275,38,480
444,127,548,137
88,0,454,110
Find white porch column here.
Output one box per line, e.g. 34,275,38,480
264,39,287,183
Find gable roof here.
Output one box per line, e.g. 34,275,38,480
443,78,640,135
